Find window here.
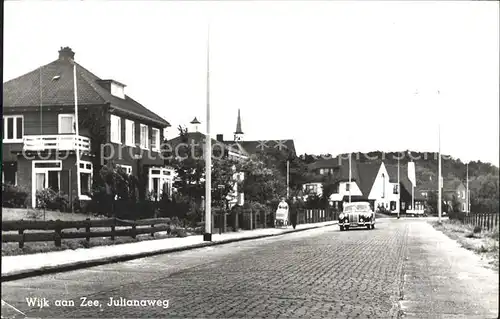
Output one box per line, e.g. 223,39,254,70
125,119,135,146
58,114,75,134
79,161,93,199
110,115,122,143
111,83,125,99
3,115,23,142
393,184,399,194
48,171,60,192
140,124,149,149
116,164,132,175
462,203,466,211
152,128,160,151
332,183,339,194
149,167,174,200
32,160,62,208
390,201,397,211
319,168,324,175
346,183,350,192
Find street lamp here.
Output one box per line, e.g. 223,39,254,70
204,23,212,242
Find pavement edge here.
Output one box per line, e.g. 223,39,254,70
1,222,337,282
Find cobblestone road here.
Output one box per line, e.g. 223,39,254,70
1,219,497,318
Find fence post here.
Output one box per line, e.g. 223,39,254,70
249,209,253,230
18,229,24,249
212,213,215,234
223,211,227,233
85,218,91,242
54,219,62,247
111,217,116,241
131,223,137,239
151,223,155,237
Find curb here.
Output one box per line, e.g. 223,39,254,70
1,221,337,282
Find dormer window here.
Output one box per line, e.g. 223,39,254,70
111,82,125,99
97,79,126,99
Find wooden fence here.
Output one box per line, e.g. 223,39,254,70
2,217,171,248
205,208,339,234
463,213,499,231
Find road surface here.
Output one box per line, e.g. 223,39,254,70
2,218,498,318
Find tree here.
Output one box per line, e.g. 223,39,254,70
166,126,242,217
212,158,241,210
469,173,499,213
321,175,340,207
426,191,447,215
78,107,109,185
238,155,286,206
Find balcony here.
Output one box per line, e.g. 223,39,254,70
23,135,90,152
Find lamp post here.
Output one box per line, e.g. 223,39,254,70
348,153,352,203
438,124,442,224
466,161,469,215
397,155,400,219
204,23,212,242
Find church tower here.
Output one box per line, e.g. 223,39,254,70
234,109,244,141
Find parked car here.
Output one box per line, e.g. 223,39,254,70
339,202,375,231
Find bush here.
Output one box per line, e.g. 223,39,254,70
2,183,29,208
35,189,69,212
473,225,482,234
171,227,187,237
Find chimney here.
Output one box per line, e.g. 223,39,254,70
216,134,224,142
58,46,75,61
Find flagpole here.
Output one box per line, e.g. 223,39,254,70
438,124,442,223
204,23,212,242
348,153,352,203
73,62,81,200
397,156,400,219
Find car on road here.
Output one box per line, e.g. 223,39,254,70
339,202,375,231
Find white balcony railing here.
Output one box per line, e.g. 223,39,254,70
23,135,91,152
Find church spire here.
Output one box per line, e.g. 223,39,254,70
234,109,244,141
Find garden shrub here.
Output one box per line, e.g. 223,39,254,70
35,189,69,212
2,183,29,208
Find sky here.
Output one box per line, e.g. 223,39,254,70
3,1,499,165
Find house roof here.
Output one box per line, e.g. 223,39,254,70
307,158,340,170
416,180,438,192
443,180,464,191
385,163,421,197
3,47,170,127
356,163,382,197
234,140,296,157
168,132,249,158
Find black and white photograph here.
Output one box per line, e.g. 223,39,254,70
1,1,499,318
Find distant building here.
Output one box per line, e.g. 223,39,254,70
216,109,296,159
303,158,426,213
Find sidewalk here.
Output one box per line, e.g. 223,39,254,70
1,221,337,281
400,221,498,318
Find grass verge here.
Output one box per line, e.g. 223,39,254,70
2,226,204,257
431,219,499,271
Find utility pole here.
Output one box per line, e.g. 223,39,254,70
438,125,442,223
348,153,352,203
397,156,400,219
204,24,212,242
466,162,469,215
